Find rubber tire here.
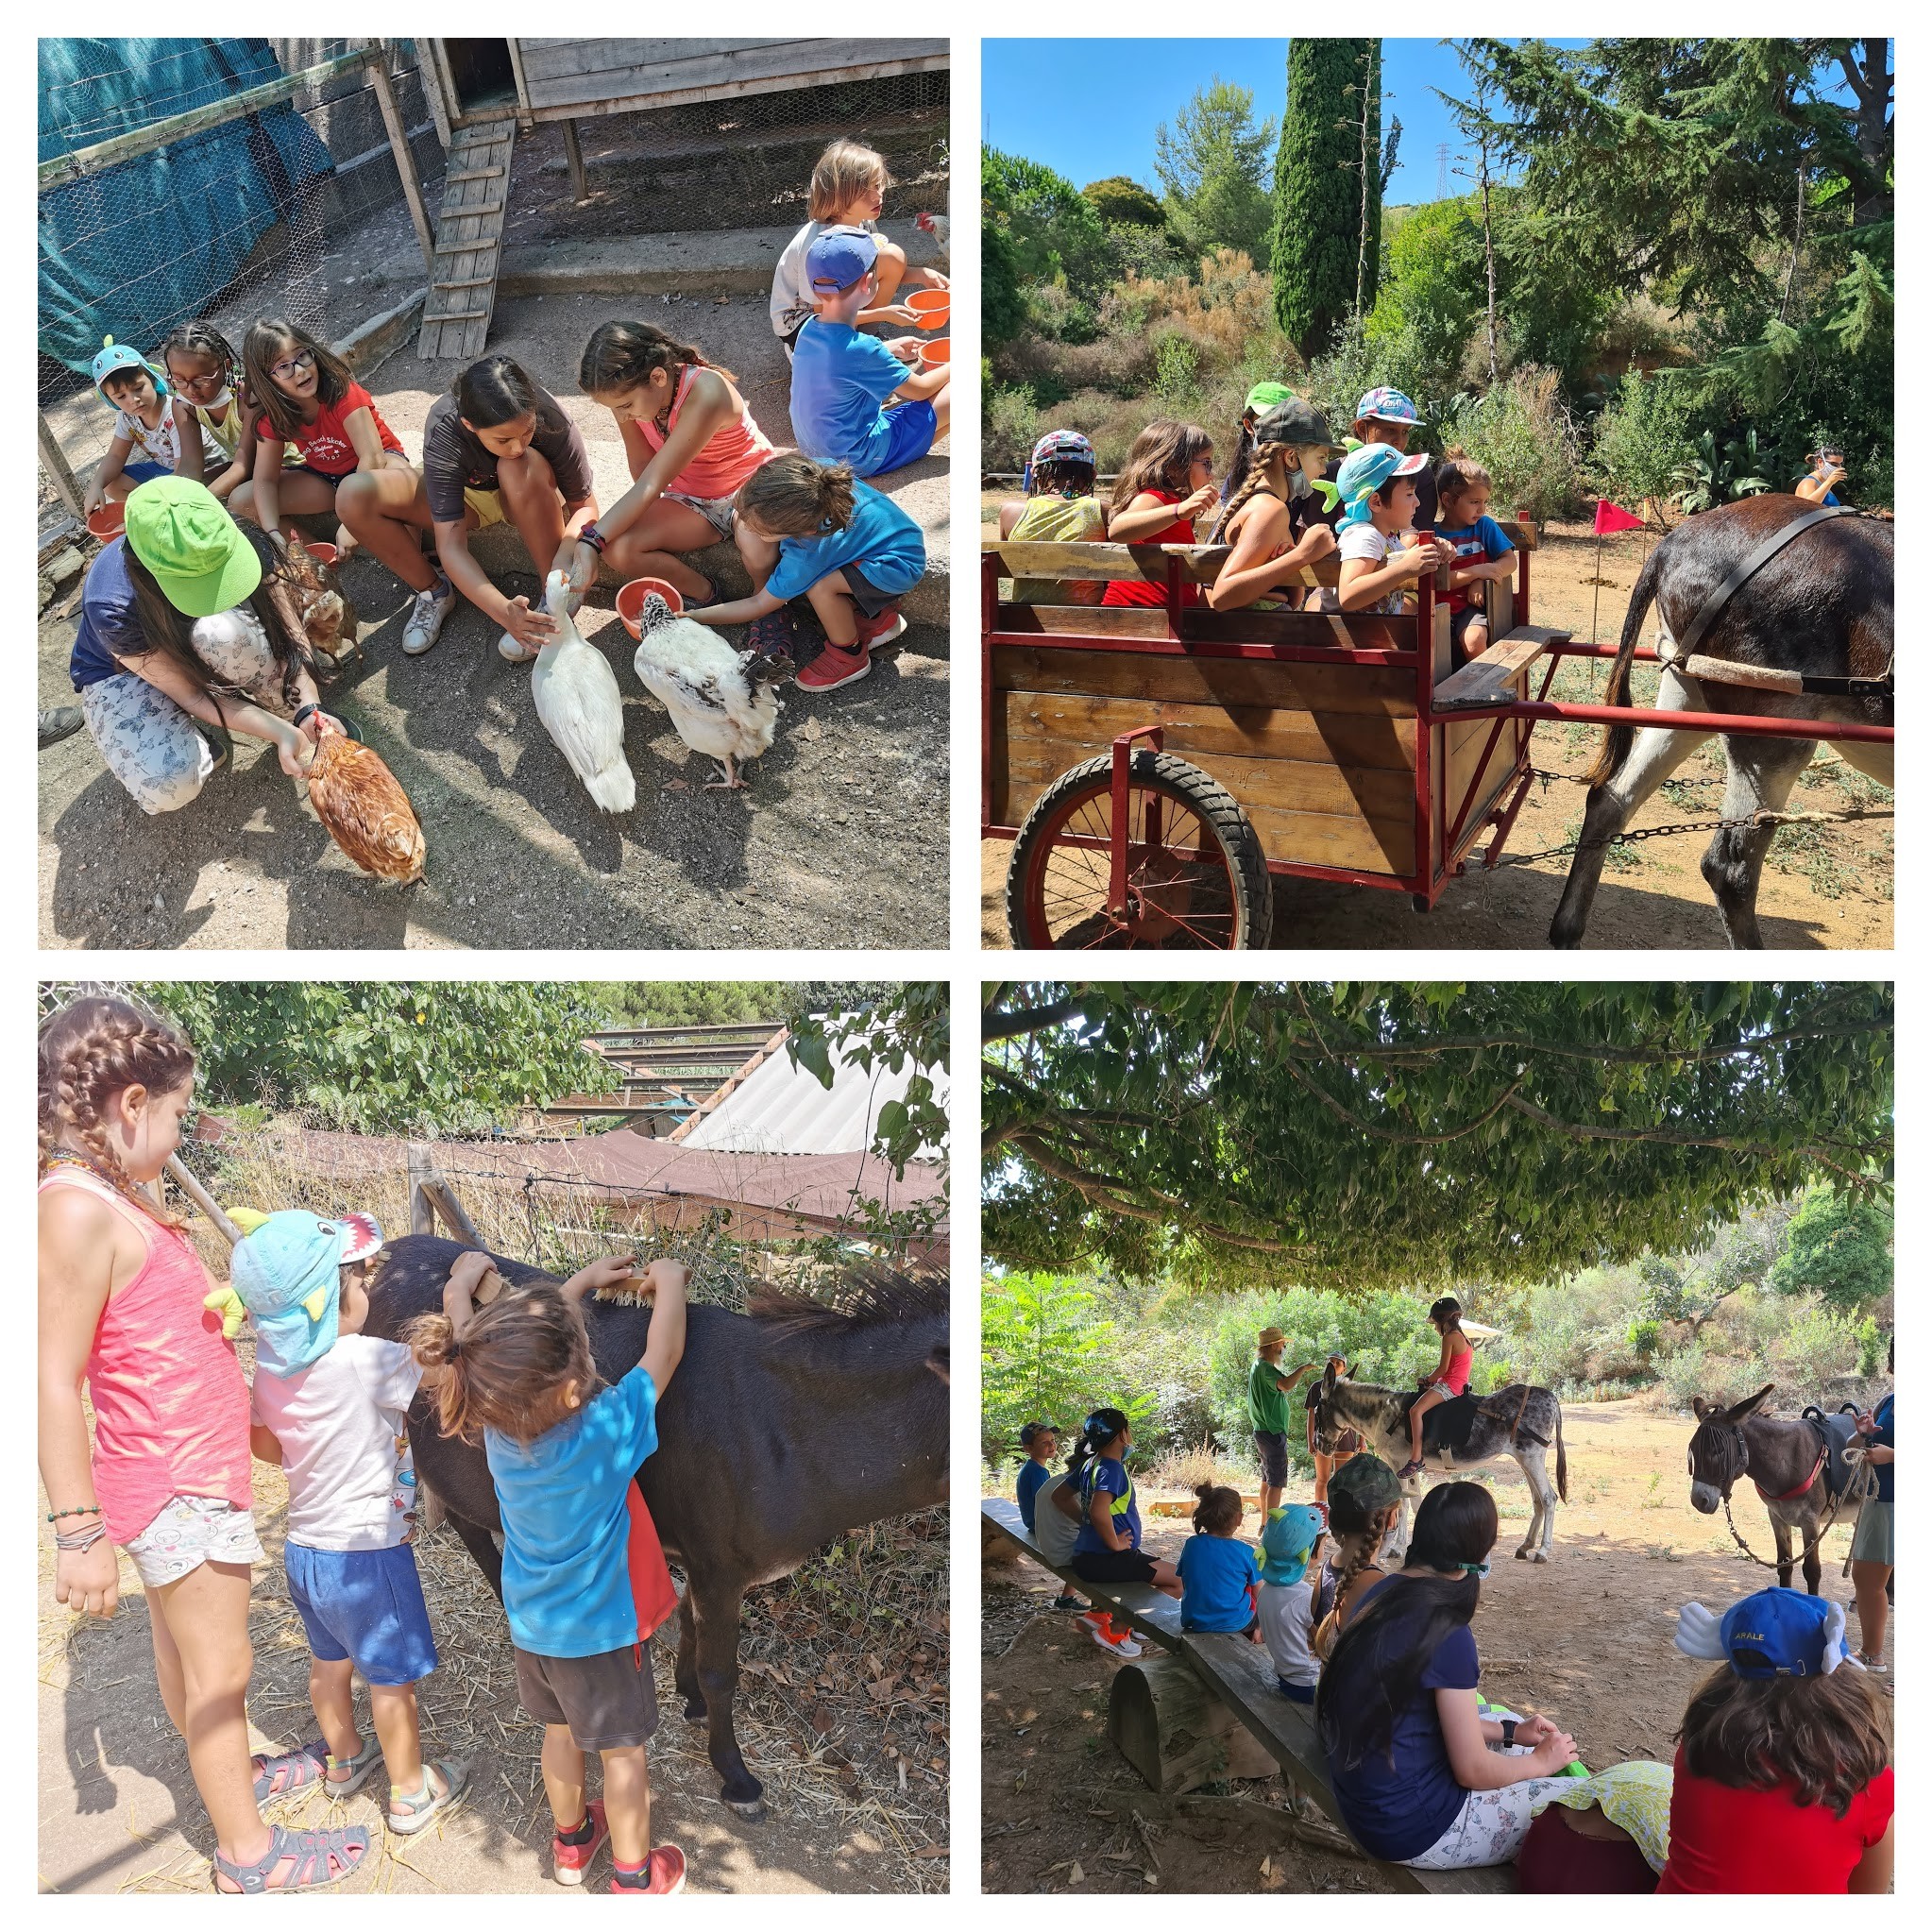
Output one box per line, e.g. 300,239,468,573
1006,749,1273,949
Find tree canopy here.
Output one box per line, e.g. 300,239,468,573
1154,79,1277,267
1084,175,1167,230
982,982,1892,1290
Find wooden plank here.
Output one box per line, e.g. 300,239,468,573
367,49,436,278
981,1500,1184,1649
561,118,588,203
1496,518,1537,552
987,540,1228,585
38,411,85,518
991,646,1418,720
419,118,513,360
1432,626,1570,714
517,38,945,113
445,164,505,181
433,275,498,290
991,605,1170,640
1179,607,1418,654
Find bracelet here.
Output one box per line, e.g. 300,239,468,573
579,522,606,555
47,1504,102,1521
292,703,318,730
56,1521,108,1553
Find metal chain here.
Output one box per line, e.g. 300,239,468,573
1487,802,1894,871
1718,1458,1875,1575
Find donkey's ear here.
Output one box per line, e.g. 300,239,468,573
1322,1361,1338,1393
1691,1396,1710,1420
1724,1383,1776,1424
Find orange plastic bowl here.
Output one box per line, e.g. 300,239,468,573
920,338,952,368
87,504,126,540
907,289,950,330
617,577,686,638
302,541,340,568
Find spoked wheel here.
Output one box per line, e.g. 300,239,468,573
1007,751,1272,949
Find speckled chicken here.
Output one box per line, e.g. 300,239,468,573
630,592,793,790
305,720,425,883
277,533,359,666
531,569,636,813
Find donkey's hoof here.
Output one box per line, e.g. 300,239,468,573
682,1696,707,1722
1531,1551,1550,1564
725,1796,768,1823
1516,1547,1532,1561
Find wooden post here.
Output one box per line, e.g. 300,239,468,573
367,46,436,278
505,37,534,127
164,1154,244,1248
419,40,455,151
561,118,588,204
407,1143,436,1235
407,1141,483,1246
38,411,86,518
1109,1651,1280,1795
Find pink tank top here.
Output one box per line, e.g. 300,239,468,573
41,1166,251,1543
636,364,774,501
1441,1342,1473,1397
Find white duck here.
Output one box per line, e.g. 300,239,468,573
530,570,635,813
631,593,793,790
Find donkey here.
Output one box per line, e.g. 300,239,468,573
1313,1364,1568,1562
1686,1384,1861,1596
1550,495,1892,949
363,1233,950,1821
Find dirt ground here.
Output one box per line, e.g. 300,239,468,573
40,1464,949,1895
38,292,950,951
978,505,1891,950
980,1398,1891,1893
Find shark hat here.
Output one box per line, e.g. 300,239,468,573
208,1209,385,1376
1260,1502,1328,1585
1332,442,1430,528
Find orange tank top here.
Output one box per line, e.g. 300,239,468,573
636,365,774,501
41,1165,251,1544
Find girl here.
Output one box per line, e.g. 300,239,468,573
1660,1586,1892,1890
997,429,1107,605
1100,420,1220,609
1399,1296,1475,1480
1319,444,1452,619
1312,1451,1404,1659
569,321,778,607
1178,1483,1262,1635
1207,398,1341,612
1066,1408,1181,1647
696,452,925,695
237,319,454,657
1432,455,1517,666
69,477,346,817
160,321,264,504
421,355,602,663
1316,1482,1580,1871
407,1247,690,1894
1848,1336,1892,1668
38,996,367,1892
1219,380,1296,503
82,341,222,515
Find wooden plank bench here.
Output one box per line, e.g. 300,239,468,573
983,1499,1517,1893
1432,625,1573,714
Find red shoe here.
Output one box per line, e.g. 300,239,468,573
552,1800,609,1886
797,641,871,692
611,1844,687,1895
854,605,907,649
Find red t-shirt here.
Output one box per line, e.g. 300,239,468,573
1101,490,1201,608
1656,1746,1892,1892
288,380,404,477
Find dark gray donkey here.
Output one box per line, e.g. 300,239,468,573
1550,495,1892,950
1314,1364,1568,1562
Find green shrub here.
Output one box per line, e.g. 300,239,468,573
1856,1316,1888,1378
1773,1304,1860,1391
1627,1318,1664,1359
984,385,1042,471
1153,333,1202,410
1586,371,1699,506
1657,1342,1710,1414
1435,365,1582,520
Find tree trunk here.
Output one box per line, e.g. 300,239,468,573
1480,130,1498,382
1109,1651,1279,1795
1843,38,1892,228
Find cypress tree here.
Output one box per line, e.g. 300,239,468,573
1271,39,1378,358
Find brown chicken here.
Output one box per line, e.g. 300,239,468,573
276,534,359,666
305,720,426,883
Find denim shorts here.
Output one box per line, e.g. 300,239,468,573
283,1539,439,1686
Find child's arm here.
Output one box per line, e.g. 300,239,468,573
171,399,207,485
1208,503,1338,611
122,648,316,778
1849,1820,1894,1893
1336,536,1449,613
690,586,785,628
1088,1485,1129,1551
598,371,738,541
890,363,948,404
344,408,389,475
1437,1687,1576,1788
249,1423,284,1466
997,500,1025,538
441,1247,498,1333
558,1255,638,1304
1110,486,1219,544
86,432,133,514
251,432,287,537
636,1260,689,1393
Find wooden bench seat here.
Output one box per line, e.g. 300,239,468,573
1432,625,1573,714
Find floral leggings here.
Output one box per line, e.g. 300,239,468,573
1404,1748,1582,1871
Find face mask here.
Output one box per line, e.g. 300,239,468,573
203,383,232,409
1286,465,1312,500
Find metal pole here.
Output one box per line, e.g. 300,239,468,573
367,45,436,278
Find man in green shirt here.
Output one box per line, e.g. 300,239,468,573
1247,1327,1315,1518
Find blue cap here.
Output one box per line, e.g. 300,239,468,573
1259,1503,1326,1585
93,337,167,400
1333,442,1430,527
1675,1586,1860,1680
228,1210,383,1377
806,225,879,293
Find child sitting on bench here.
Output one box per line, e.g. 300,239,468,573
1258,1502,1331,1702
1432,454,1517,666
1177,1483,1261,1635
1017,1422,1081,1611
1067,1407,1178,1659
998,430,1107,604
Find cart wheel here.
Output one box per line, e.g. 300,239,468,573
1007,750,1272,949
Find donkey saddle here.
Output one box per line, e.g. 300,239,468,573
1800,1403,1864,1502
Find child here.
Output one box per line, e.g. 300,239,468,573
212,1209,467,1835
1399,1296,1476,1480
237,318,454,657
82,340,222,516
998,430,1107,605
1220,380,1297,503
1432,455,1517,665
1067,1408,1179,1660
409,1247,690,1894
770,139,947,349
1659,1587,1892,1891
1848,1340,1893,1668
695,452,925,694
790,227,949,478
1318,444,1452,618
1017,1422,1082,1611
1316,1482,1580,1871
1178,1483,1262,1635
1257,1502,1332,1703
1099,420,1220,609
161,320,268,504
1208,398,1340,613
38,995,366,1891
1313,1452,1405,1658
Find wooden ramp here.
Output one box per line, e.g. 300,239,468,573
418,116,516,361
982,1499,1517,1893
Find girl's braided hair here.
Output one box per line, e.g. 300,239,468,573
1312,1456,1403,1659
161,319,240,392
38,995,195,1227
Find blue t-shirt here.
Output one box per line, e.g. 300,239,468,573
70,537,147,692
484,1364,660,1658
1327,1574,1482,1860
1072,1456,1141,1556
789,319,910,474
1017,1457,1053,1534
765,479,925,603
1871,1393,1893,1504
1435,514,1514,612
1178,1534,1263,1632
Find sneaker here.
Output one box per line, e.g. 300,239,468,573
1051,1593,1084,1612
1856,1652,1889,1673
39,704,83,749
797,640,871,692
1089,1622,1143,1660
854,605,907,650
401,577,456,656
552,1800,609,1886
1076,1609,1109,1636
192,718,233,777
498,629,539,663
610,1844,687,1895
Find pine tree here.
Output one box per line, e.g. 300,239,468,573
1271,40,1378,358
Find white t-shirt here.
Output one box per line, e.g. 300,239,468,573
1033,1470,1082,1568
114,402,223,472
770,216,880,340
1319,522,1410,616
1258,1574,1323,1686
250,1334,423,1551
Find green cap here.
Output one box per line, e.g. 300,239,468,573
124,477,262,619
1244,380,1297,417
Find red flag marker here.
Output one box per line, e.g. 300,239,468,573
1594,498,1647,535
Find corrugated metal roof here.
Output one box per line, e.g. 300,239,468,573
682,1042,950,1157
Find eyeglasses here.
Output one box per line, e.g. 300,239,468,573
269,348,315,382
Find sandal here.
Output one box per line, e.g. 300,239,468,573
1396,1460,1424,1481
323,1734,384,1798
252,1737,330,1805
212,1822,370,1892
387,1756,471,1836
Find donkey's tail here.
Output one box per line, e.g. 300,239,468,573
1584,542,1669,788
1554,1406,1568,1505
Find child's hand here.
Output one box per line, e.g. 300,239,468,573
1178,483,1221,525
1529,1728,1579,1775
502,596,559,649
55,1538,119,1619
445,1248,499,1307
562,1254,639,1301
1294,524,1338,562
636,1259,691,1302
887,337,923,364
919,268,951,291
84,483,105,516
873,304,921,330
1512,1711,1560,1748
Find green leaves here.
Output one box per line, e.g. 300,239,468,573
786,984,949,1181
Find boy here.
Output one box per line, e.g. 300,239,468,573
1257,1503,1330,1703
212,1210,467,1833
84,341,221,516
1433,455,1517,665
1017,1422,1082,1611
1320,445,1454,616
790,227,950,480
1248,1327,1311,1518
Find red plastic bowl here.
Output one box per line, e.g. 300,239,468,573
617,577,686,639
907,289,950,330
87,504,126,540
301,541,339,567
920,338,952,368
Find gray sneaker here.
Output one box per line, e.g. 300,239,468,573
498,629,538,663
400,578,456,656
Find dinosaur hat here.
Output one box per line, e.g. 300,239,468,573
205,1209,384,1377
1260,1502,1328,1585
